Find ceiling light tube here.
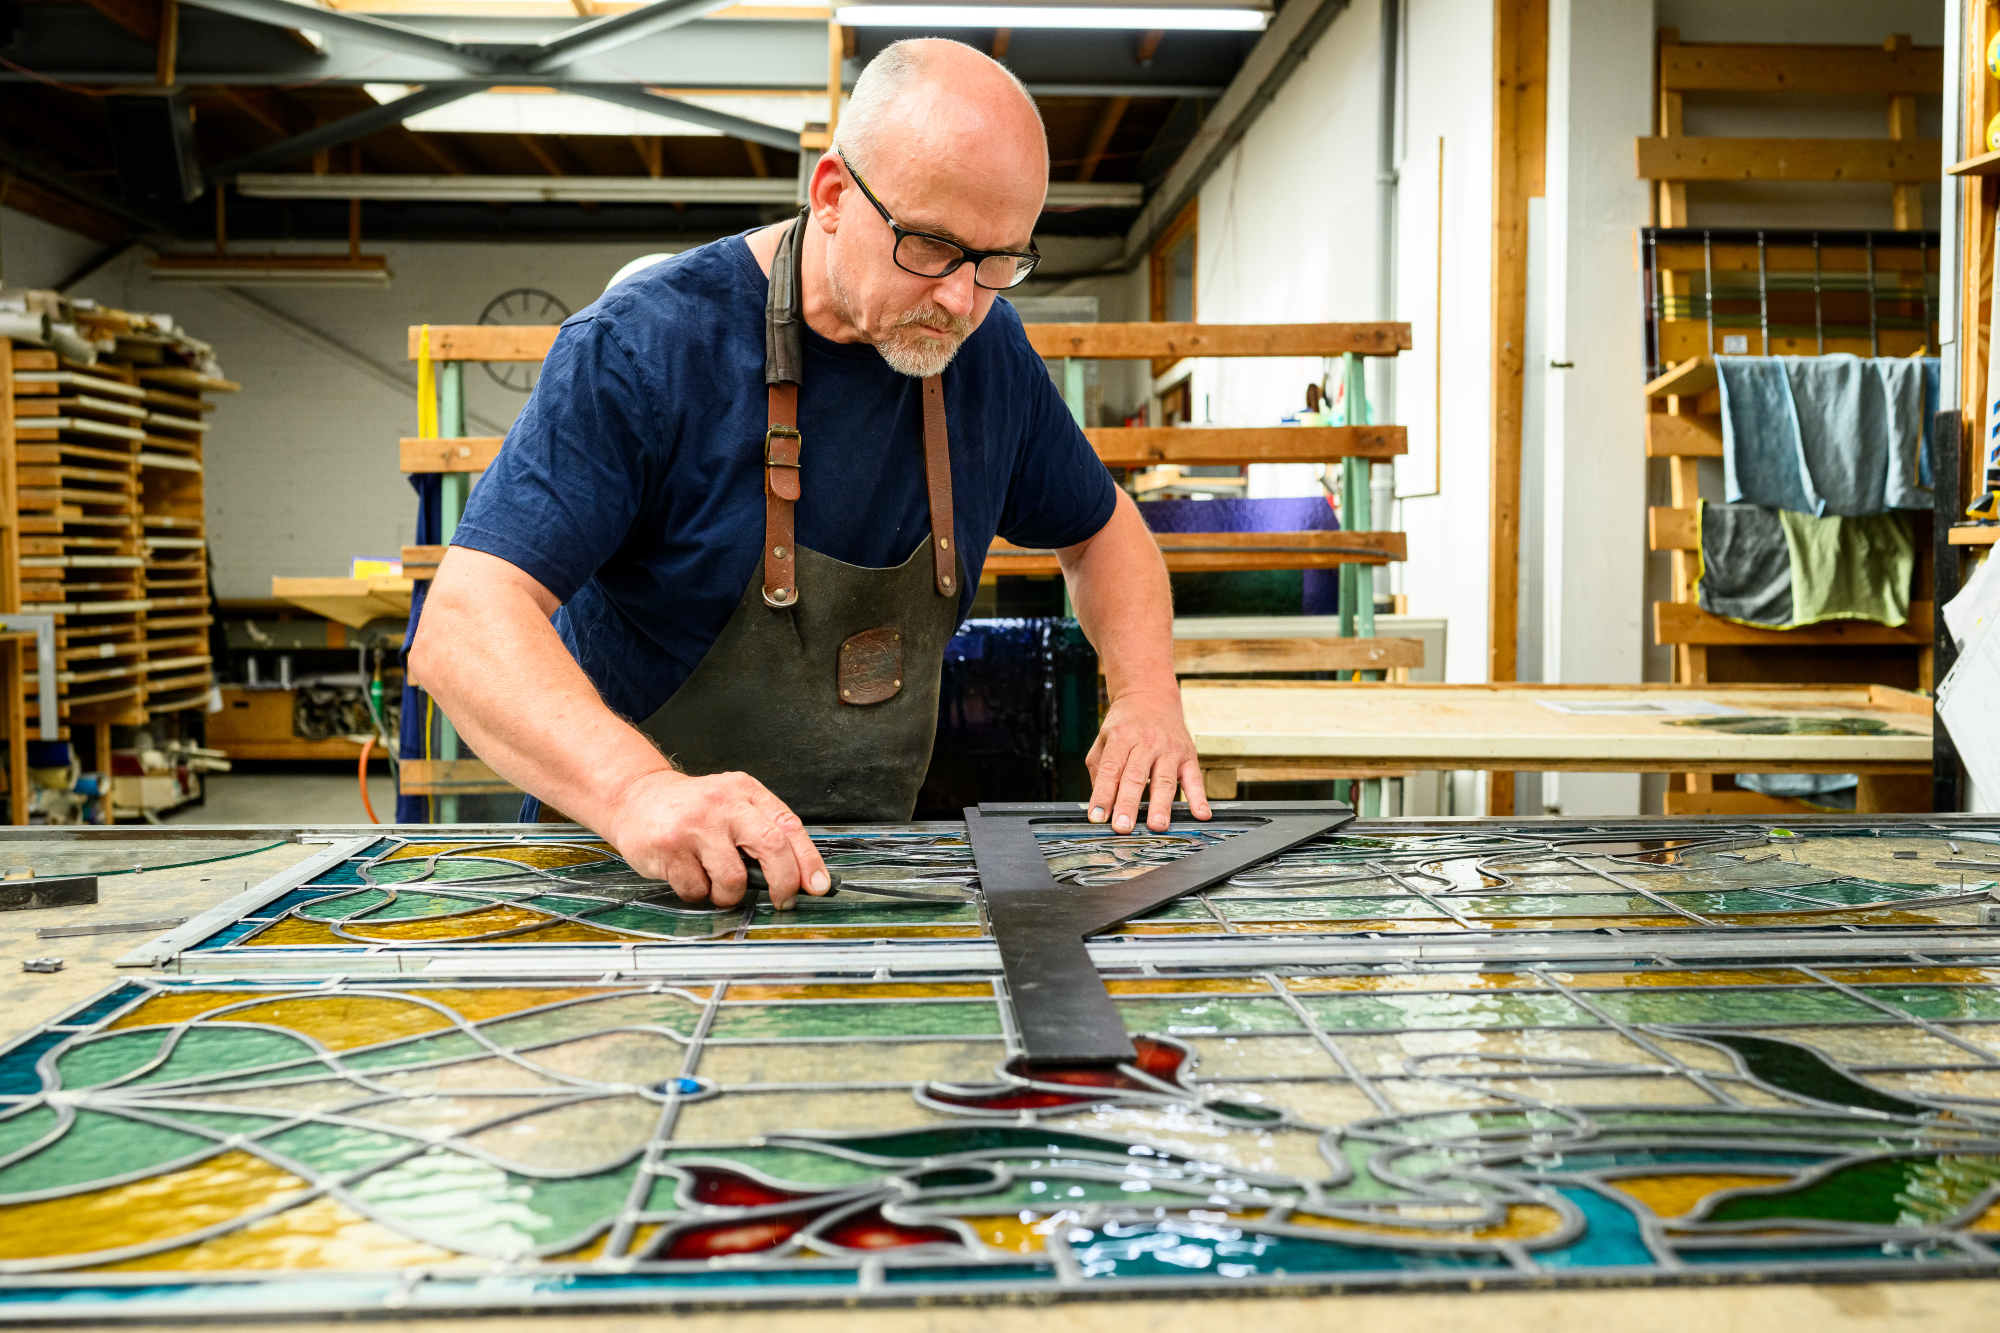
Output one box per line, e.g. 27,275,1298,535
834,5,1268,30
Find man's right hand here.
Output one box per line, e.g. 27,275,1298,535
602,769,831,910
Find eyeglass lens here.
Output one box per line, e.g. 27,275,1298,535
894,233,1034,289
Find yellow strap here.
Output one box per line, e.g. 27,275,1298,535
416,323,438,440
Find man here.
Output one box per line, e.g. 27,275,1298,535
410,38,1209,911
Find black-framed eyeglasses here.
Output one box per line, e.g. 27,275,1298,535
837,150,1040,291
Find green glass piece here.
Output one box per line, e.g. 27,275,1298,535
348,1150,637,1252
654,1147,884,1190
150,1109,287,1137
263,1121,417,1176
1317,1138,1419,1200
759,901,979,926
1299,992,1594,1031
367,860,525,886
345,889,498,919
1219,898,1447,920
941,1175,1233,1212
1583,988,1884,1025
124,1028,318,1087
1113,997,1305,1033
707,1002,1002,1039
1456,895,1653,917
1129,900,1214,921
296,889,393,920
1689,1033,1929,1116
1864,986,2000,1020
55,1030,167,1089
1705,1154,2000,1226
0,1105,59,1159
0,1109,210,1196
1656,890,1835,914
1775,882,1924,906
341,1031,487,1071
793,1125,1204,1164
583,905,740,937
515,895,618,915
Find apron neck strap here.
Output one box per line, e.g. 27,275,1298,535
760,209,957,607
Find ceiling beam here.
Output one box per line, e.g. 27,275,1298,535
1075,95,1128,182
232,172,1143,207
566,83,800,150
208,83,494,178
176,0,475,65
80,0,162,43
523,0,739,71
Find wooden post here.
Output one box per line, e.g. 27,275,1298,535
1887,34,1922,230
1486,0,1546,815
1656,28,1686,226
155,0,178,87
0,338,20,825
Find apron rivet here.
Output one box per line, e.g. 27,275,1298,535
842,689,851,698
774,545,787,558
940,538,950,550
893,679,901,688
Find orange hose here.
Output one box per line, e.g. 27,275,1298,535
358,734,381,824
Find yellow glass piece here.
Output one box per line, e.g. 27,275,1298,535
241,918,345,947
345,904,553,941
1286,974,1543,992
1290,1203,1563,1242
1118,923,1223,935
960,1212,1064,1255
89,1194,462,1272
502,920,648,944
723,982,993,1001
745,925,985,941
1609,1173,1795,1219
380,842,483,862
1553,970,1809,987
1823,967,2000,986
113,986,650,1032
448,845,620,870
0,1151,306,1261
553,1222,662,1262
111,991,276,1030
439,986,659,1020
1235,919,1463,934
197,996,456,1050
1971,1198,2000,1233
1104,978,1274,995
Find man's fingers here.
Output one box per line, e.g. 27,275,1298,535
697,834,752,907
1087,742,1131,827
659,850,713,904
1145,759,1180,831
736,796,826,910
1179,758,1213,821
1110,758,1150,833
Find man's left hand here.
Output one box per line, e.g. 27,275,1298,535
1084,689,1211,833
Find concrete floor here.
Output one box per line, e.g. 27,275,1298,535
164,766,398,825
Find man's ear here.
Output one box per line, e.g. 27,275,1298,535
807,153,846,232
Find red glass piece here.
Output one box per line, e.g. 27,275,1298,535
683,1167,815,1207
664,1215,813,1259
927,1036,1197,1111
819,1207,962,1250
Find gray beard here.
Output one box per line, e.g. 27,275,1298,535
826,249,970,379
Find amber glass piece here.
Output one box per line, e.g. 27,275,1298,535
723,982,993,1001
1554,970,1809,988
0,1150,306,1260
239,918,344,948
421,987,646,1021
88,1194,462,1272
1606,1173,1797,1219
746,925,984,941
447,845,620,870
1823,968,2000,986
1104,978,1274,995
344,904,552,941
501,921,646,944
200,996,456,1050
1487,917,1688,930
1285,974,1543,992
110,992,271,1030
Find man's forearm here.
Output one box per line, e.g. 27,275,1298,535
1059,489,1177,702
408,547,673,828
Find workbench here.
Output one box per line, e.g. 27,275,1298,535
3,815,1999,1330
1185,681,1934,811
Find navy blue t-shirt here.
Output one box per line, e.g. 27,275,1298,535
451,230,1118,724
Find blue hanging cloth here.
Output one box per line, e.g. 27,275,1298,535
395,473,442,824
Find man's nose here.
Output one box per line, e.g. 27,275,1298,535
932,265,977,320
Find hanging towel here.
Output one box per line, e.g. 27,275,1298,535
1697,501,1793,626
1718,355,1937,516
1777,509,1915,628
1716,358,1815,514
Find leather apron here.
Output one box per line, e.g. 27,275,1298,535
629,213,966,821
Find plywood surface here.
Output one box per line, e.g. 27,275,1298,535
1184,681,1932,766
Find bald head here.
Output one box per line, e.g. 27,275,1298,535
832,39,1047,213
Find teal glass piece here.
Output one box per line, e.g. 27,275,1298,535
347,1152,638,1253
1112,997,1305,1034
263,1122,417,1175
513,895,617,916
55,1030,168,1090
582,905,740,937
342,890,500,919
757,901,980,926
942,1175,1255,1212
1533,1187,1652,1268
1863,986,2000,1020
0,1105,59,1159
0,1110,211,1195
1687,1033,1929,1116
341,1031,488,1070
123,1028,319,1087
1773,882,1925,906
1300,992,1595,1031
707,1003,1002,1039
1069,1218,1509,1278
1583,988,1885,1025
296,889,393,920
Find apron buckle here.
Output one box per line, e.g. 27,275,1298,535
764,424,802,464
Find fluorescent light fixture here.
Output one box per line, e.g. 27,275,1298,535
362,85,814,138
233,174,1143,208
834,5,1267,29
148,257,393,287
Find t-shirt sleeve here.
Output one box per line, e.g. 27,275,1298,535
992,343,1119,551
451,319,658,604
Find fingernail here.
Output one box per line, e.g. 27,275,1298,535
1114,815,1131,832
811,871,830,893
1089,806,1106,822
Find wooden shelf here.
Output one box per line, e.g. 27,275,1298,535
1654,600,1933,647
271,576,413,628
1948,525,2000,545
1637,136,1941,182
986,531,1406,577
1021,322,1411,361
402,437,503,473
1948,147,2000,176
